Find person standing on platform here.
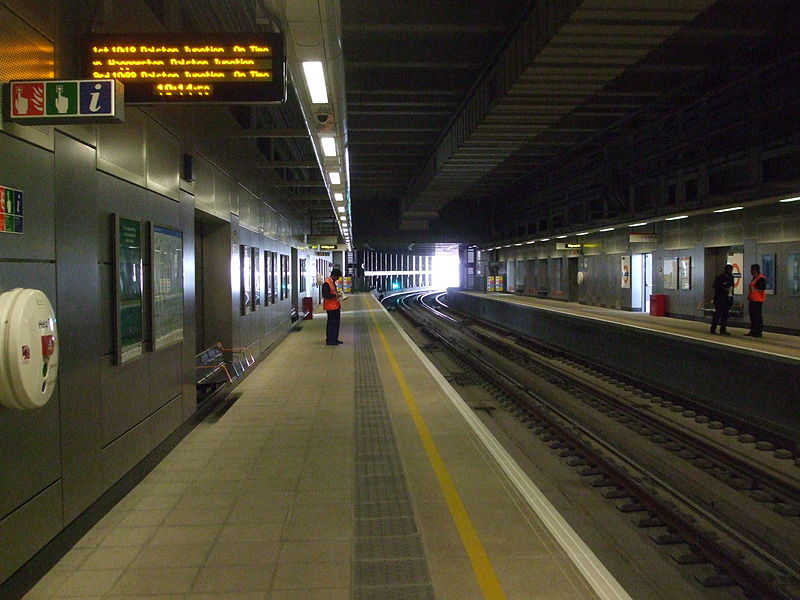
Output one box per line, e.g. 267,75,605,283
322,267,343,345
710,264,734,335
745,263,767,337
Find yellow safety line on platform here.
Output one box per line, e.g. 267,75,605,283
365,298,507,600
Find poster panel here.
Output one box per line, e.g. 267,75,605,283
788,253,800,296
252,247,261,309
679,256,691,290
727,252,744,295
114,215,143,364
663,257,678,290
240,245,252,314
761,253,775,294
151,224,184,350
620,256,630,288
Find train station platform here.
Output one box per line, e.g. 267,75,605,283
447,290,800,446
457,291,800,362
19,293,628,600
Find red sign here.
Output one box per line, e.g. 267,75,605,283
10,82,45,117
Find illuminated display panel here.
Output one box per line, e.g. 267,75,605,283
83,33,285,104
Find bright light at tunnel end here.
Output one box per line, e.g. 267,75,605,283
432,253,460,288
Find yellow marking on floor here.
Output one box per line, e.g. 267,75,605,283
365,297,507,600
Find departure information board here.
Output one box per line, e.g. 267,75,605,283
83,33,285,104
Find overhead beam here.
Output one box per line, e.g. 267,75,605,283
259,161,319,168
200,128,309,139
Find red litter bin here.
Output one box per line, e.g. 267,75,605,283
302,296,314,319
649,294,668,316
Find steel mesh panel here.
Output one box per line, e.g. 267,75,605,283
356,517,420,538
355,586,437,600
353,311,435,597
356,533,425,560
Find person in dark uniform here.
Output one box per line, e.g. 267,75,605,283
710,264,734,335
322,267,343,345
745,263,767,337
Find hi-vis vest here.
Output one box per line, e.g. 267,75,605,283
749,273,766,303
323,277,340,311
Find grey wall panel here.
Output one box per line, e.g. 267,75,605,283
97,173,148,265
149,394,183,450
149,191,181,229
102,419,150,490
193,156,216,214
56,124,96,148
100,354,150,446
0,262,60,519
200,217,233,351
0,482,62,584
97,109,146,187
54,133,103,523
0,133,55,261
148,344,182,413
145,123,180,201
97,263,114,357
180,191,197,418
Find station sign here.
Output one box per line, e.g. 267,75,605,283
83,33,285,104
629,233,658,243
5,79,124,124
556,243,582,250
0,185,24,234
307,235,338,245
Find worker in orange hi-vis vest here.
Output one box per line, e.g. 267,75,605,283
745,263,767,338
322,267,343,345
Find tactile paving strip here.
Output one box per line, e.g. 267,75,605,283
353,311,436,600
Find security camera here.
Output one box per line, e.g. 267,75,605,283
316,112,331,124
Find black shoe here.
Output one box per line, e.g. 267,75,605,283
720,331,731,336
336,340,344,344
751,333,762,338
709,329,717,334
326,342,339,345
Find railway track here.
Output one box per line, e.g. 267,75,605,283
387,290,800,600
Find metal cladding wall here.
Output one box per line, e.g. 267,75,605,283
0,97,317,600
446,290,800,446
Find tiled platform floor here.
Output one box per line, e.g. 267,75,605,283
22,294,619,600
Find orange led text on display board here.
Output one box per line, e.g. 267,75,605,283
83,34,285,104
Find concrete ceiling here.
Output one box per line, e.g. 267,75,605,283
340,0,800,250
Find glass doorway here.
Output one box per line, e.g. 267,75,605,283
631,253,653,312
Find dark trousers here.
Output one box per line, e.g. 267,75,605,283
326,308,341,343
710,302,730,333
748,301,763,335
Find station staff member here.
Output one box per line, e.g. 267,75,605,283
322,268,343,345
745,263,767,338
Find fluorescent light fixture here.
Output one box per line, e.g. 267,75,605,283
337,206,345,213
598,227,615,232
503,244,511,248
780,196,800,203
576,232,589,236
334,192,344,202
321,137,337,157
302,61,329,104
713,206,743,213
556,235,567,239
340,216,346,221
665,215,688,221
329,171,341,185
514,243,523,246
540,238,550,242
526,240,536,244
628,222,648,227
